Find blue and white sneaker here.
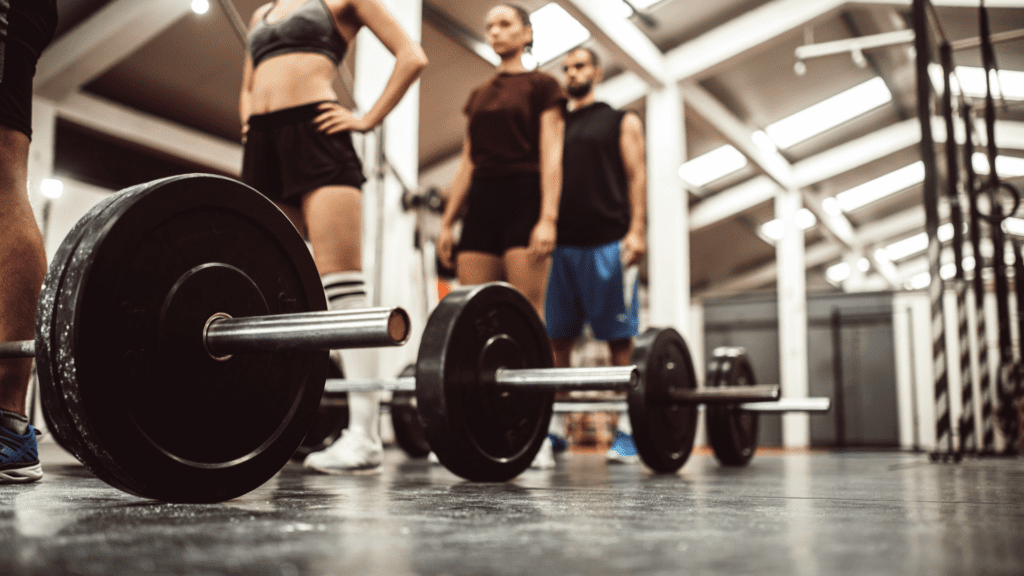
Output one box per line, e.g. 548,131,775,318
605,431,639,464
0,424,42,484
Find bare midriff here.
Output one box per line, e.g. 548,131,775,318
249,52,341,114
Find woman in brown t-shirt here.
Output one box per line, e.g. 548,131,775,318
436,3,566,316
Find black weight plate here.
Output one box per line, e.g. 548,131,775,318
48,174,327,502
391,364,430,458
417,282,553,481
705,351,759,466
291,359,348,461
628,327,699,473
36,187,146,492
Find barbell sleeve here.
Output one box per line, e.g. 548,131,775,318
739,397,831,412
669,385,780,404
204,307,410,357
0,340,35,360
323,377,416,394
494,366,639,391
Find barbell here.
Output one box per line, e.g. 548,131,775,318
1,174,410,503
316,288,831,479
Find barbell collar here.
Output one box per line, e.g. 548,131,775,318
0,340,35,360
204,307,410,358
738,397,831,413
494,366,639,391
323,376,416,394
670,384,780,404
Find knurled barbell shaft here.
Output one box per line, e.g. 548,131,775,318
494,366,639,391
324,377,416,394
551,396,831,413
0,340,35,360
204,307,410,357
670,384,780,403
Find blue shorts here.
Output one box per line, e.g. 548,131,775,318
545,240,639,342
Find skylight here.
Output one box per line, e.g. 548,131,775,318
942,66,1024,100
529,4,591,65
678,145,748,188
972,153,1024,177
764,77,892,148
760,208,817,241
835,162,924,212
1004,217,1024,237
826,262,851,283
882,222,954,261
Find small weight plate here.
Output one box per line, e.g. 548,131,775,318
47,174,327,502
417,283,553,481
628,327,699,473
391,364,430,458
292,360,349,462
705,351,759,466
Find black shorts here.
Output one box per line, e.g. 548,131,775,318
241,101,366,207
458,173,542,256
0,0,58,138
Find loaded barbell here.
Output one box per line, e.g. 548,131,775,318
316,285,831,480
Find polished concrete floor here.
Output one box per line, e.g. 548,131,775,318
1,444,1022,576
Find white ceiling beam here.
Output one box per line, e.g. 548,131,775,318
852,0,1024,8
665,0,847,82
52,92,243,176
594,71,649,109
690,177,777,231
36,0,191,100
554,0,671,88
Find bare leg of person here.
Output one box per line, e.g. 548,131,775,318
551,338,574,369
0,128,45,421
456,251,504,285
301,185,382,472
502,248,550,320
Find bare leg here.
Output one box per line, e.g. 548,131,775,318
551,338,574,369
456,251,504,285
502,248,550,319
0,128,45,417
608,339,633,367
302,186,379,448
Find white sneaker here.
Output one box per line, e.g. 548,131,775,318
303,428,383,473
427,451,440,465
529,437,556,469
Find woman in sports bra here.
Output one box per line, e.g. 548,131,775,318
436,4,565,318
240,0,427,474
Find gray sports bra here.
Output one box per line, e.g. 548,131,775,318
248,0,348,68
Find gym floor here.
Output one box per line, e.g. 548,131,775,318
1,444,1022,576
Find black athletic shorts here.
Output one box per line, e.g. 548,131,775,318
458,173,542,256
0,0,58,138
241,101,366,206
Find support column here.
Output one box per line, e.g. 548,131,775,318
645,84,689,337
353,0,423,374
776,187,810,447
28,98,57,241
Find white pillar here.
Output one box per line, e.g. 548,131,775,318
645,84,689,337
353,0,423,376
775,187,810,447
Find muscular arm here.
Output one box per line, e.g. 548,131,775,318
437,136,474,268
619,112,647,265
346,0,428,130
526,107,564,259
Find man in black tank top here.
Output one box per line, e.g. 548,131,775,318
542,47,648,464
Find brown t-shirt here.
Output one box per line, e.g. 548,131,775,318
463,70,567,178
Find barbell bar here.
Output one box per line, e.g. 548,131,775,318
550,397,831,413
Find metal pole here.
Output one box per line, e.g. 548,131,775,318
205,307,410,357
324,377,416,394
671,385,781,404
963,103,997,453
0,340,35,359
914,0,954,458
494,366,639,391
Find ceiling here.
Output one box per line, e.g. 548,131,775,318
44,0,1024,299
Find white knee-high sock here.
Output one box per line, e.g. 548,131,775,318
617,411,633,435
322,271,381,442
548,413,566,437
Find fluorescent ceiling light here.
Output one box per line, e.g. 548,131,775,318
942,66,1024,101
821,197,843,216
836,161,924,212
857,257,870,272
972,153,1024,177
963,256,976,272
940,262,957,280
764,77,892,148
760,208,817,241
191,0,210,15
883,222,954,261
1004,217,1024,237
751,130,779,155
678,145,748,187
826,262,851,283
909,272,931,290
530,4,590,65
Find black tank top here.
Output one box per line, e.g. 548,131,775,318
248,0,348,68
558,102,632,247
